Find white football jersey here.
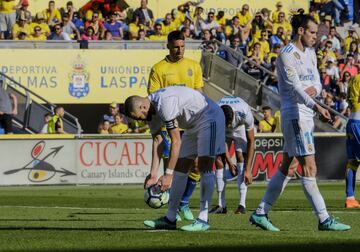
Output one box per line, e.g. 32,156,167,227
277,43,322,119
218,96,254,132
148,86,209,134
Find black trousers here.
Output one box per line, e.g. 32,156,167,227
0,113,13,134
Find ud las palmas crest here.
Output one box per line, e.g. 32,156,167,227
68,55,90,98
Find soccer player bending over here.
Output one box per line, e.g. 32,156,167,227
250,14,351,231
344,74,360,208
124,86,225,231
210,96,254,214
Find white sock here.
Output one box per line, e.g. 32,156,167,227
301,177,329,223
198,171,215,222
256,170,291,215
215,169,225,207
237,162,247,207
166,171,188,222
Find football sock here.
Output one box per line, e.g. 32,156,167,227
166,171,188,222
237,162,247,207
198,171,215,222
301,177,329,223
345,167,356,198
256,170,291,215
179,176,197,206
215,168,225,207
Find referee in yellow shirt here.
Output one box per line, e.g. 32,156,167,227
147,30,203,221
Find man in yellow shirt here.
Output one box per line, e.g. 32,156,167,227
237,4,252,44
161,13,177,36
148,23,166,41
271,1,288,23
147,30,203,221
12,12,31,40
29,25,47,40
30,12,51,38
258,106,276,133
43,0,61,28
0,0,21,39
272,12,292,38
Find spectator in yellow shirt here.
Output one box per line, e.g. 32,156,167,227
12,12,30,40
272,12,292,38
29,25,47,40
110,114,129,134
30,12,51,38
259,106,276,133
271,1,288,23
149,23,166,41
43,0,62,27
237,4,252,43
161,13,177,36
0,0,21,39
343,27,359,53
248,30,270,57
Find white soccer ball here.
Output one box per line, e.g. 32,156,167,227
144,184,169,209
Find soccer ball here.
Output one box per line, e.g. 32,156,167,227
144,184,169,209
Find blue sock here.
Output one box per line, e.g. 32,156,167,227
180,177,197,206
346,169,356,198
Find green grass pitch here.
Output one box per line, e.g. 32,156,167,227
0,182,359,252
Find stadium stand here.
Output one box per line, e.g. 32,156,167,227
0,0,358,133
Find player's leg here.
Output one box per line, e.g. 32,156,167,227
210,153,227,213
144,132,197,230
345,160,360,208
345,119,360,208
178,159,198,221
181,110,226,231
234,135,247,214
143,157,193,230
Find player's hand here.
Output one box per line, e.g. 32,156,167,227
158,174,173,192
228,163,237,177
144,174,157,189
244,170,252,185
315,104,331,121
305,86,317,98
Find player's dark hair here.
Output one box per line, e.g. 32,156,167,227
262,106,272,111
291,14,317,35
168,30,185,43
221,105,234,127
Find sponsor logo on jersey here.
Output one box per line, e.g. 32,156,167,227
284,67,294,78
187,68,193,76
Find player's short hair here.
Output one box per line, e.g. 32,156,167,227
124,95,141,118
167,30,185,43
262,106,272,111
221,105,234,127
291,14,317,34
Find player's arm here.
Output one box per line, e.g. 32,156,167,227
244,111,255,185
159,120,181,191
145,131,163,188
148,67,162,94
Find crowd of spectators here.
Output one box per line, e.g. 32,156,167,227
0,0,359,133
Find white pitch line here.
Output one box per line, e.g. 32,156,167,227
0,205,357,214
0,205,146,211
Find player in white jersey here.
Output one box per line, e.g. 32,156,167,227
210,96,255,214
250,14,351,231
124,86,226,231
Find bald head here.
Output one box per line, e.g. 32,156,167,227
124,95,150,120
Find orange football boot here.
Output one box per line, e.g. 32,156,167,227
345,199,360,208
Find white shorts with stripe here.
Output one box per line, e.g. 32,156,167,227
281,117,315,157
226,125,247,153
179,102,226,159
